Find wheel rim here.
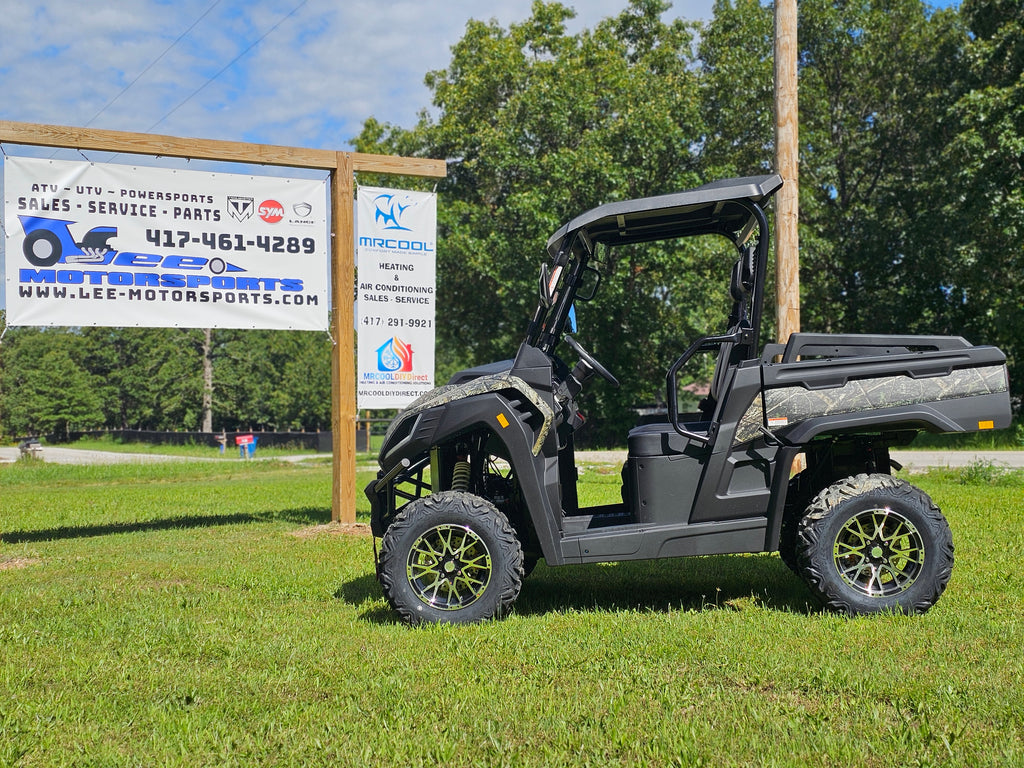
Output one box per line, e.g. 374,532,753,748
406,524,492,610
833,507,925,597
32,239,55,260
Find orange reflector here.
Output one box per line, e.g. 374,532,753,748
497,413,510,428
979,420,994,430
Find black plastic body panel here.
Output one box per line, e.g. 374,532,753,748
559,517,767,563
760,339,1012,440
448,359,514,384
628,455,703,524
761,338,1005,391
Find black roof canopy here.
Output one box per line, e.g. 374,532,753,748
546,174,783,258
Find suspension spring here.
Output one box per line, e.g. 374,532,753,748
451,459,471,491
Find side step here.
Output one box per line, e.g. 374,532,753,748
559,517,768,564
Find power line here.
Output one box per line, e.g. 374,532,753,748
84,0,225,128
146,0,311,134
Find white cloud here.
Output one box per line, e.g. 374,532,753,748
0,0,714,311
0,0,714,150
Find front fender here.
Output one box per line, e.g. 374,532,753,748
368,380,565,564
377,372,555,468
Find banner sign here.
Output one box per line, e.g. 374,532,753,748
3,157,328,330
357,186,436,409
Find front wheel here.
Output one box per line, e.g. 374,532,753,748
795,473,953,615
378,491,524,625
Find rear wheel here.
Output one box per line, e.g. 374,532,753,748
795,473,953,615
379,491,524,625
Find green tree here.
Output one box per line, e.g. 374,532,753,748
934,0,1024,391
0,328,104,439
698,0,775,180
212,329,331,431
357,0,723,443
77,327,201,430
794,0,965,336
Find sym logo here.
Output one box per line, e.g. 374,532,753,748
373,193,412,231
259,200,284,224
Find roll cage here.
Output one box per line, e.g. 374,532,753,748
527,173,783,441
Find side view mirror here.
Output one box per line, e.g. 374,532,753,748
576,265,601,301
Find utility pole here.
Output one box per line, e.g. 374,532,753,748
774,0,800,344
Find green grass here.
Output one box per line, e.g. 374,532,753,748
2,458,1023,766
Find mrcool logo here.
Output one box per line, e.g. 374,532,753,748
374,192,412,231
377,336,414,373
358,191,435,253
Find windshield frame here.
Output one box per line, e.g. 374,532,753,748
527,230,594,354
527,175,780,360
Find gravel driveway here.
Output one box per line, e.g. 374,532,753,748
3,446,1022,470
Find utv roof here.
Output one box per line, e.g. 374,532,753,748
546,174,783,258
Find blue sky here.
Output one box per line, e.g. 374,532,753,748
0,1,725,311
0,0,961,311
0,0,718,153
0,0,962,155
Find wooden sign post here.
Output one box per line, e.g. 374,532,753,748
0,121,446,524
774,0,800,344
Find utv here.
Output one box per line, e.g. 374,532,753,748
366,174,1012,625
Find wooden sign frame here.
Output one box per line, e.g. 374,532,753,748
0,120,446,523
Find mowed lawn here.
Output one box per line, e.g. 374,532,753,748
1,457,1022,766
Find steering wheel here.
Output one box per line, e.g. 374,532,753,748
565,336,620,388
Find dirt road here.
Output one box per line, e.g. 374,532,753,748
3,446,1022,470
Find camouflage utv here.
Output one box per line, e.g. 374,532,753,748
367,174,1012,624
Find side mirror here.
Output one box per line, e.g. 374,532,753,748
576,265,601,301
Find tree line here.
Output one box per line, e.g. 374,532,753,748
0,323,332,439
2,0,1021,444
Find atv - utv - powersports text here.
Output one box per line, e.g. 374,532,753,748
366,174,1012,625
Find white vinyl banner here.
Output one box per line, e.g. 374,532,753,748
3,157,328,330
357,186,436,409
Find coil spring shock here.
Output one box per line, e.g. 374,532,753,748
451,458,471,491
